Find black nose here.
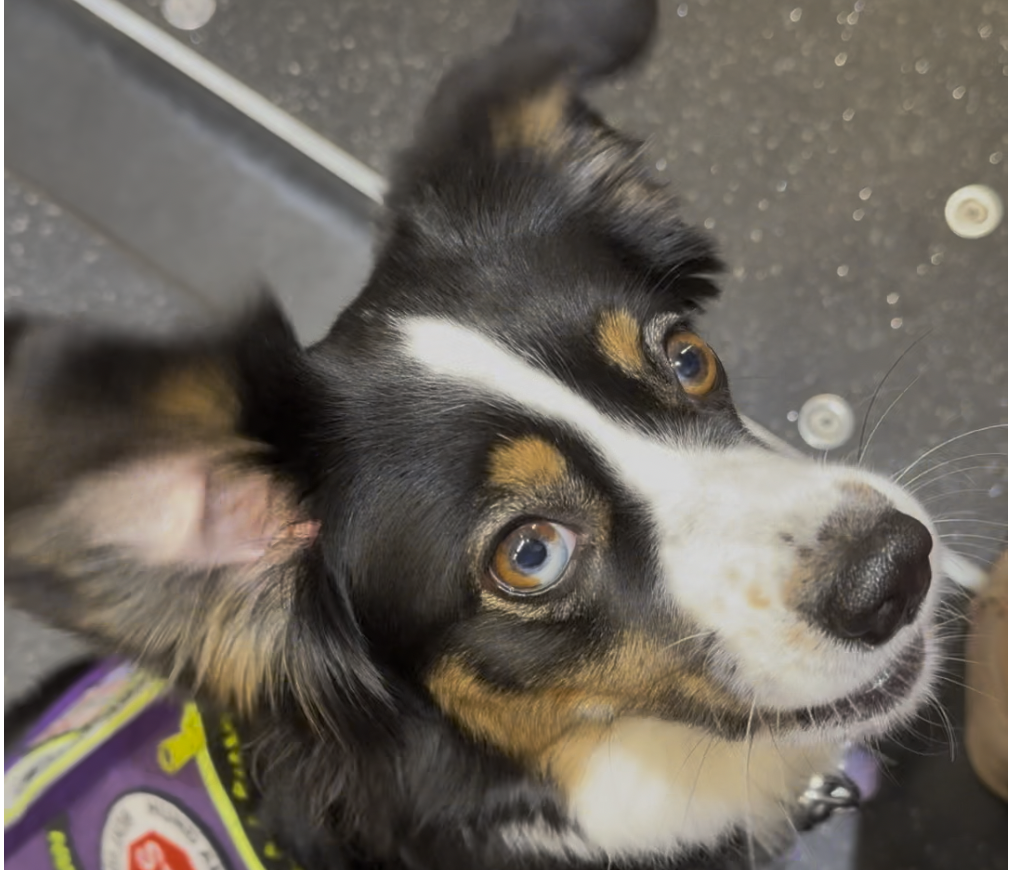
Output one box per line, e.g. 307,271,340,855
820,509,933,646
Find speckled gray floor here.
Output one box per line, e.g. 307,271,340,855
5,0,1008,866
5,174,205,329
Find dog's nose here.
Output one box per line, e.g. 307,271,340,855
820,509,933,646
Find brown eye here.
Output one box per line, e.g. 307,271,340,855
665,331,718,397
490,521,577,595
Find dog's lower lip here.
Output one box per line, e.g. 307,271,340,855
794,634,926,729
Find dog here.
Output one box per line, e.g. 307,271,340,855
5,0,950,867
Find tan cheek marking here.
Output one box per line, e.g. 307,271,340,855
491,84,569,155
427,658,601,761
426,635,749,768
488,436,568,490
596,310,647,376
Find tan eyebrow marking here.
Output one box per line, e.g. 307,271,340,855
488,436,568,490
596,309,647,376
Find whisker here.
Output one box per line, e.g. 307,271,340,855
681,735,718,829
936,579,975,600
884,730,943,758
671,732,713,786
944,542,1001,556
931,614,973,631
939,533,1008,544
933,595,972,613
906,704,954,759
935,519,1008,528
662,630,717,652
858,375,922,465
910,464,1004,495
743,700,757,870
937,655,983,667
932,674,996,702
855,330,933,463
930,698,958,762
894,425,1009,483
922,488,997,505
903,452,1008,488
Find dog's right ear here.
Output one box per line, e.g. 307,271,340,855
382,0,721,307
5,303,384,726
388,0,658,198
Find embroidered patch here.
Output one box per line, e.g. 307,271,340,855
100,792,229,870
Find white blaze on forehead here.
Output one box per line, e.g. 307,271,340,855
400,316,687,496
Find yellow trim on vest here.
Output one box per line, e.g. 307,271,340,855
163,703,270,870
4,674,164,827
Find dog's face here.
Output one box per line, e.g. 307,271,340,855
6,0,949,864
329,237,941,742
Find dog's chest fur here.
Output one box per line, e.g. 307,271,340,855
511,720,840,859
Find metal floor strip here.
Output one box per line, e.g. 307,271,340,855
69,0,387,204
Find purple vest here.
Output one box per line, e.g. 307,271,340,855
5,661,297,870
7,661,880,869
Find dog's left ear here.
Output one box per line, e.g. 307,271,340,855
385,0,721,301
5,303,381,722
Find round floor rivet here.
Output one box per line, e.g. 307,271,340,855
161,0,216,31
944,185,1003,239
797,394,855,450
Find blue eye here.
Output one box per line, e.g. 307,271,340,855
514,536,549,570
665,331,718,396
674,345,703,381
492,521,577,594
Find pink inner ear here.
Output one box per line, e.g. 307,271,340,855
85,453,318,567
200,469,319,564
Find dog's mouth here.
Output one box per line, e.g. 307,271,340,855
786,634,927,732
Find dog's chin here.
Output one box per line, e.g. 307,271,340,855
775,632,936,743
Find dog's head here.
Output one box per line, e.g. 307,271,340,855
6,0,948,864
